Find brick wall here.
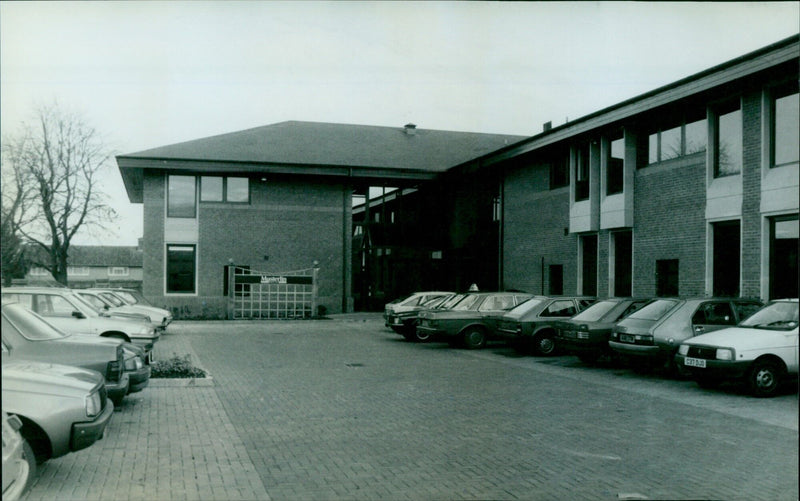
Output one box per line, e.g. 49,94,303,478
741,89,763,298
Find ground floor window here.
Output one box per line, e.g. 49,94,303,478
770,215,799,299
712,220,740,297
167,245,196,293
656,259,679,297
613,231,632,296
581,235,598,296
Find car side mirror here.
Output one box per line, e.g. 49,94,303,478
72,310,86,319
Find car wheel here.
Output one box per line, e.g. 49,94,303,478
414,329,433,343
21,438,37,492
747,359,782,398
462,327,486,350
577,352,600,365
532,332,556,356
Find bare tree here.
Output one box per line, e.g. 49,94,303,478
1,104,117,285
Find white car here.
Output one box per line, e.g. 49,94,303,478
91,289,172,331
384,291,454,337
675,299,798,397
75,289,168,332
1,287,159,356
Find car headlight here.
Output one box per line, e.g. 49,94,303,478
86,390,102,417
716,348,734,361
678,344,689,356
136,326,155,337
125,356,144,371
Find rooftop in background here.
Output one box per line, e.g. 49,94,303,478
117,121,527,202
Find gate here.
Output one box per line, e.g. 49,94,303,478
227,265,318,319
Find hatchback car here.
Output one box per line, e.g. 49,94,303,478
384,291,454,337
2,301,133,405
2,361,114,464
609,297,764,370
496,296,596,355
2,411,32,501
85,288,172,332
676,299,798,397
416,292,534,349
2,287,159,356
556,298,651,363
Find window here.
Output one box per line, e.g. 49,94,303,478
479,295,514,311
656,259,679,297
108,267,130,277
29,267,49,276
712,220,740,297
646,116,707,165
168,175,196,218
770,215,799,300
542,300,577,317
613,231,632,297
166,245,196,293
37,294,78,318
549,155,569,189
581,234,598,296
714,101,742,177
549,265,563,295
692,302,736,326
772,84,799,167
200,176,223,202
67,266,90,276
492,196,501,222
607,134,624,195
575,144,590,201
227,177,249,203
733,302,763,322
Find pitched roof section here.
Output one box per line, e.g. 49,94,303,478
67,246,143,267
117,121,526,202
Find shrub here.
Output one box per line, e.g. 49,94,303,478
150,353,207,378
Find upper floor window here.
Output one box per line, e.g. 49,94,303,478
201,176,250,203
167,175,196,218
67,266,90,276
575,144,590,201
772,83,799,167
549,154,569,189
108,267,130,277
607,133,624,195
647,115,707,165
714,100,742,177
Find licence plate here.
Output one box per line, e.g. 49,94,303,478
684,357,706,368
619,334,635,343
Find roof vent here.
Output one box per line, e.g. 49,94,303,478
404,123,417,136
543,121,552,132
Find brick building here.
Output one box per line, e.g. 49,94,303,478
24,245,144,290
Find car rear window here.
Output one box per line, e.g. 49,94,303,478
2,304,67,341
507,298,544,316
571,300,618,321
626,299,678,321
452,295,480,311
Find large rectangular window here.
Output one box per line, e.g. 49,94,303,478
200,176,224,202
770,215,799,299
646,115,707,165
226,177,250,203
607,133,624,195
575,144,590,201
613,230,632,297
166,245,196,294
772,84,799,167
549,155,569,189
581,234,597,296
167,175,196,218
714,101,742,177
712,220,740,297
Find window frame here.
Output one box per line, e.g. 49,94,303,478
200,176,250,204
108,266,130,277
712,99,743,178
166,244,197,295
607,132,625,196
167,175,197,218
575,143,590,201
644,112,708,167
770,82,799,168
549,154,570,190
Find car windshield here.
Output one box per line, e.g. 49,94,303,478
68,292,102,317
79,293,108,310
507,298,544,316
739,301,799,330
437,294,467,310
421,295,450,308
571,300,618,321
3,304,68,341
452,295,480,311
122,290,152,306
626,299,678,321
99,292,126,307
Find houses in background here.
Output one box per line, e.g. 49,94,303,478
23,245,143,290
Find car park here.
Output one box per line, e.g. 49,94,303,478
2,361,114,464
609,297,764,371
556,298,651,363
384,291,454,337
1,301,132,405
496,296,596,355
74,289,165,331
416,292,534,349
1,287,159,357
676,299,798,397
2,410,32,501
84,288,173,332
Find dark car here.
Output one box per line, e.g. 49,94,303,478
416,292,534,349
384,291,455,338
609,297,764,371
556,298,651,363
1,301,133,405
496,296,596,355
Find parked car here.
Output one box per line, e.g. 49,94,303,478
85,288,172,332
556,298,651,363
1,287,159,356
2,361,114,463
121,343,150,394
94,288,173,330
384,291,454,337
496,296,596,355
2,411,33,501
74,289,164,332
1,301,131,405
609,297,764,370
416,292,534,349
676,299,798,397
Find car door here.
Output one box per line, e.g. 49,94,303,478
33,293,97,335
690,301,737,337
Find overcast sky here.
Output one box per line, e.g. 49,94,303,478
2,1,798,246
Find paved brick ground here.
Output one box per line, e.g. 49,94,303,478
20,315,799,500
